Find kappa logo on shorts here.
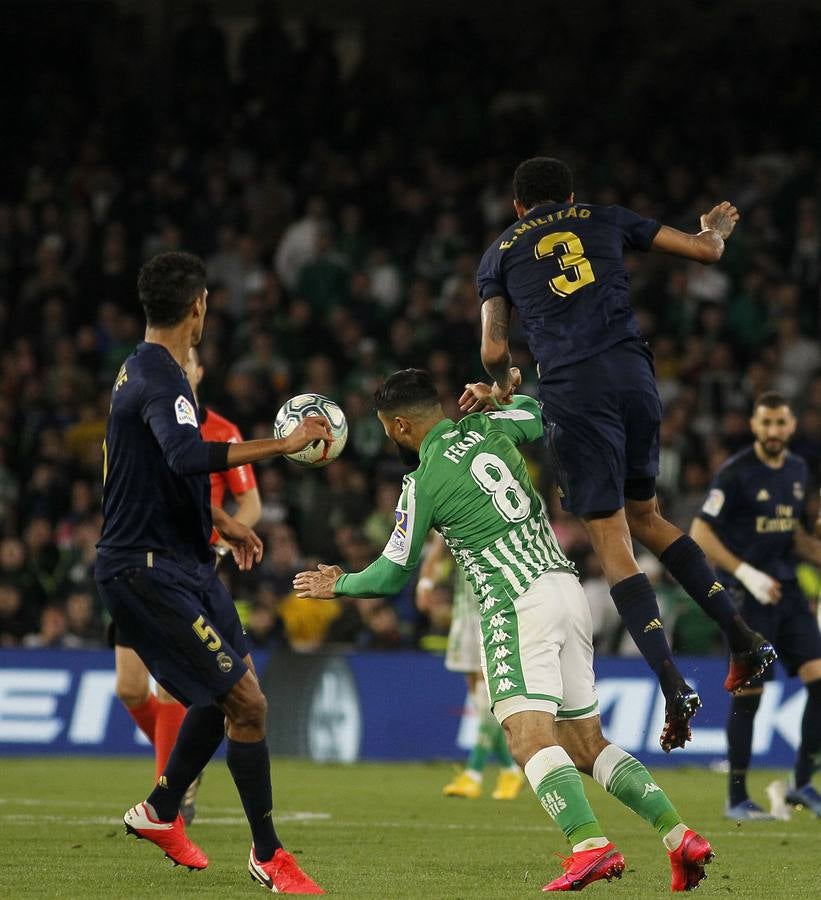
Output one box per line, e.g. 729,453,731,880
492,646,512,661
494,661,514,676
489,612,509,628
175,395,198,428
489,629,511,644
496,677,518,694
216,651,233,673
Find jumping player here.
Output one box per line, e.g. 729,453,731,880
95,251,331,893
690,391,821,819
295,369,713,892
112,346,261,824
470,156,774,750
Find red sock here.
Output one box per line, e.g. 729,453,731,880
155,700,187,780
126,694,160,744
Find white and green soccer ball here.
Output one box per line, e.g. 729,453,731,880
274,393,348,467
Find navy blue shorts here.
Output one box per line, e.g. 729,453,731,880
732,581,821,685
539,340,662,517
97,557,249,707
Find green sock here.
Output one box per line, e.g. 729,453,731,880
466,716,496,772
525,746,605,845
491,716,516,768
593,744,682,837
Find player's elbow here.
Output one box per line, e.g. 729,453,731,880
481,343,510,371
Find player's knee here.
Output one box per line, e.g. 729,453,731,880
115,678,150,709
625,503,655,537
232,687,267,730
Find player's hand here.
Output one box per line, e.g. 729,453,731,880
459,368,521,413
700,201,739,239
293,563,343,599
734,562,781,605
415,576,435,611
214,516,263,571
280,415,333,456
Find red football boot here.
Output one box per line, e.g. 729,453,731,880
542,842,625,892
248,846,325,894
668,829,715,892
724,634,776,693
123,802,208,870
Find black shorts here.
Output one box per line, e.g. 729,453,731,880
733,581,821,685
97,557,249,707
539,340,662,517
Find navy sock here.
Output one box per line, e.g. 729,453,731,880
226,738,281,861
659,536,753,651
795,680,821,788
727,692,760,806
610,573,677,684
146,704,225,821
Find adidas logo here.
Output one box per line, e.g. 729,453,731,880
707,581,724,598
643,618,663,633
756,489,770,502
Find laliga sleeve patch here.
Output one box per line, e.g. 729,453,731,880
175,395,198,428
383,478,416,566
701,489,725,517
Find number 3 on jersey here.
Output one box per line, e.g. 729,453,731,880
535,231,595,298
470,453,531,523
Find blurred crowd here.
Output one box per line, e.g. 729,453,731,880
2,2,821,656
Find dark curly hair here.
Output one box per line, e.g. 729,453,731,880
512,157,573,209
137,251,207,327
374,368,440,414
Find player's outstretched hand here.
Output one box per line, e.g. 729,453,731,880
281,415,333,456
459,367,522,413
214,514,263,571
293,564,343,599
700,201,739,239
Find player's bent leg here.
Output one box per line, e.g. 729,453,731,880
115,646,159,743
155,684,200,825
557,716,714,893
626,495,776,688
499,708,625,892
582,511,699,750
786,661,821,816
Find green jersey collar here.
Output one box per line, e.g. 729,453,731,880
419,418,456,461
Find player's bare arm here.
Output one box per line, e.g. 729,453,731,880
651,201,739,263
415,532,445,611
224,415,332,466
479,295,516,395
459,368,522,414
212,506,263,571
690,517,781,603
293,564,344,599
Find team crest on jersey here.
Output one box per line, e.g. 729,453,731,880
175,394,198,428
756,489,770,502
794,482,804,500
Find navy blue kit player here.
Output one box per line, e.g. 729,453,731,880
691,392,821,820
95,252,328,894
465,157,775,752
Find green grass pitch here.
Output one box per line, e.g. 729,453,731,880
0,758,816,897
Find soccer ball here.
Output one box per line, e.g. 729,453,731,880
274,393,348,468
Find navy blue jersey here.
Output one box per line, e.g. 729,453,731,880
697,445,808,585
477,202,660,375
95,342,230,580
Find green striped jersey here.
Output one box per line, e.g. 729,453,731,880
335,395,575,618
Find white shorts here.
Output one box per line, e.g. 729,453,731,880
445,601,482,673
480,570,598,724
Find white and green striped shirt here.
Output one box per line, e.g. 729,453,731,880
336,395,575,613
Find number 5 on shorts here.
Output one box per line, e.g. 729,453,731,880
192,615,222,651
